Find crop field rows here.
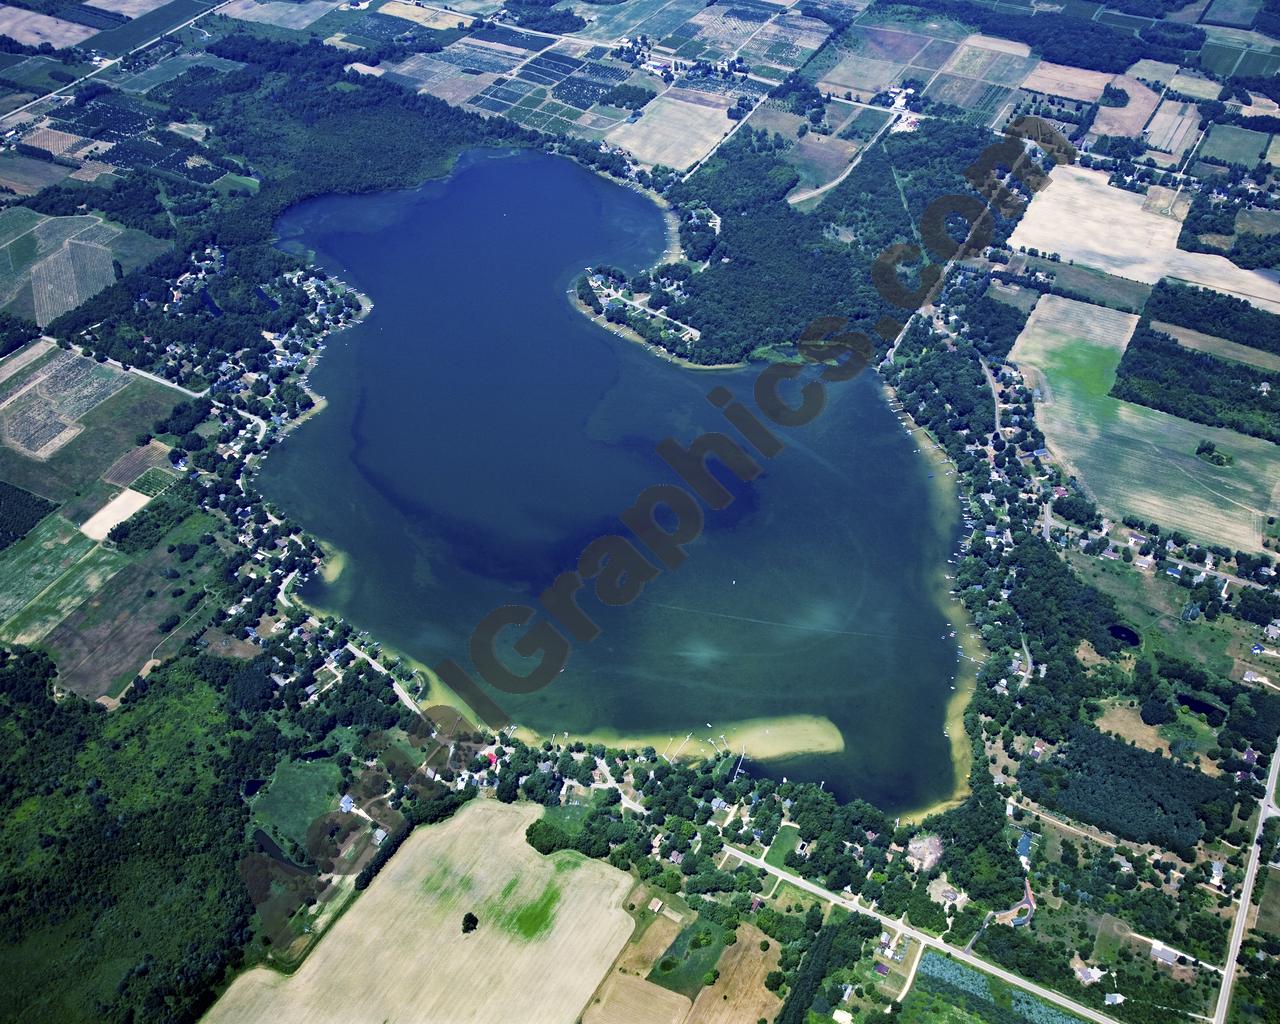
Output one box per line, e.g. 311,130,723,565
738,12,832,76
0,207,166,326
33,239,116,326
1146,98,1199,155
103,439,171,487
0,348,129,458
1009,294,1280,553
1199,39,1280,77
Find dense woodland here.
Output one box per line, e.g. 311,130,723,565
662,117,1028,363
0,480,53,550
1145,280,1280,357
1018,724,1239,857
1111,321,1279,443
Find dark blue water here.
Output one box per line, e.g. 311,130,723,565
259,149,962,811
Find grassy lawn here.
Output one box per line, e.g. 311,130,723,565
254,759,343,849
765,824,803,868
1255,867,1280,934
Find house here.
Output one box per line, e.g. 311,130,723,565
873,963,890,978
373,828,387,846
1105,994,1126,1006
648,897,664,913
340,794,354,813
1151,945,1177,966
1075,966,1105,985
1016,831,1033,866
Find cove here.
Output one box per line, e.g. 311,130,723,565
259,149,964,813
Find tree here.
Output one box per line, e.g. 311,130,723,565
462,911,478,933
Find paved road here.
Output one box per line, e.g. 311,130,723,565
1213,747,1280,1024
728,846,1124,1024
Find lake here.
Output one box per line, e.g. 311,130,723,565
259,149,964,812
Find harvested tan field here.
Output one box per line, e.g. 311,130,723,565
584,974,690,1024
1010,164,1280,312
0,337,50,387
1093,75,1160,137
607,93,732,170
1152,320,1280,373
960,32,1030,55
222,0,344,30
1169,71,1221,100
380,1,473,28
205,800,636,1024
0,5,94,46
1141,184,1191,220
685,924,782,1024
1145,98,1199,156
1021,60,1111,101
80,488,149,541
1126,58,1179,84
1097,701,1172,757
90,0,172,14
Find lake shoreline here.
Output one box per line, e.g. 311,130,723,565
260,149,970,813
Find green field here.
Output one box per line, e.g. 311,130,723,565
1202,0,1262,26
1010,295,1280,552
1257,867,1280,935
43,508,222,698
131,466,178,496
0,514,93,622
1,542,126,644
1199,122,1272,166
647,917,729,999
254,758,343,849
1066,551,1280,684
